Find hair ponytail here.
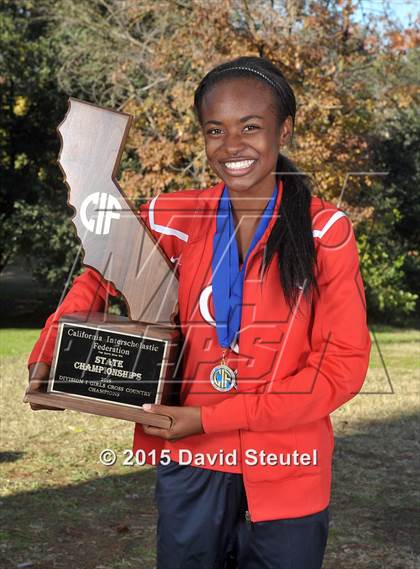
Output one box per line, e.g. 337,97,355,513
264,153,318,310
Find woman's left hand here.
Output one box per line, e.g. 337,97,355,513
141,404,204,441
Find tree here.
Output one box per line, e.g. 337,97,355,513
0,0,71,283
1,0,418,321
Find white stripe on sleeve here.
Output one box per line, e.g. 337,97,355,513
149,195,189,242
313,211,346,239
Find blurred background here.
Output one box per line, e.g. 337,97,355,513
0,1,419,568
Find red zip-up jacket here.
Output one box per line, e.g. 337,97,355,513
28,179,371,522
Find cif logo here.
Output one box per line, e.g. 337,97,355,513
210,365,237,392
80,192,122,235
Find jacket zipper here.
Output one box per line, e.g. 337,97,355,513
237,240,268,525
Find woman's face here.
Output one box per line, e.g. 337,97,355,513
200,77,291,196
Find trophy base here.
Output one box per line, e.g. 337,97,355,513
24,311,181,429
24,389,172,428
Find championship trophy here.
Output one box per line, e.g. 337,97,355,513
24,98,181,428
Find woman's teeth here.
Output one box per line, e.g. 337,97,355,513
224,159,256,170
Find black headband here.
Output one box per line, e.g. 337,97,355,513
214,66,278,91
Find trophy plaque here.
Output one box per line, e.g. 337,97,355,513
24,98,181,428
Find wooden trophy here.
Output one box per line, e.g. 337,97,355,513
24,98,181,428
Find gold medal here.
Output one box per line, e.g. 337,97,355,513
210,349,238,392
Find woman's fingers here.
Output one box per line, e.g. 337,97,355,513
26,362,64,411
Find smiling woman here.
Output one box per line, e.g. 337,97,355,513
193,58,318,305
27,55,371,569
200,84,286,192
198,78,291,266
141,56,369,568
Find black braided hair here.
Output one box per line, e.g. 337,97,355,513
193,55,318,310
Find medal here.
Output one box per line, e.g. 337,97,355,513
210,349,238,392
211,183,279,393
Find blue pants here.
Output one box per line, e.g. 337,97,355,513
155,461,329,569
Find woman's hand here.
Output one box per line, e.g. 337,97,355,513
141,404,204,441
25,362,64,411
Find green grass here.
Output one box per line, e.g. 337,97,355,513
0,328,42,357
1,327,419,568
1,350,157,569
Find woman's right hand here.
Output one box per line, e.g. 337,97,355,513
25,362,64,411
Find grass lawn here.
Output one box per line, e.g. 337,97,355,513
0,326,419,568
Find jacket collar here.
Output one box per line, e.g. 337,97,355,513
196,178,284,250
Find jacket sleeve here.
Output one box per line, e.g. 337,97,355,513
200,213,372,433
27,268,119,368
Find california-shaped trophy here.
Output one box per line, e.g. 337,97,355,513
24,98,181,428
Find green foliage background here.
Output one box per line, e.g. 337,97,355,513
1,0,418,324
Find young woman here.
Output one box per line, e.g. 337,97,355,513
27,56,371,568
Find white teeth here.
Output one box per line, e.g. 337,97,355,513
224,159,255,170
